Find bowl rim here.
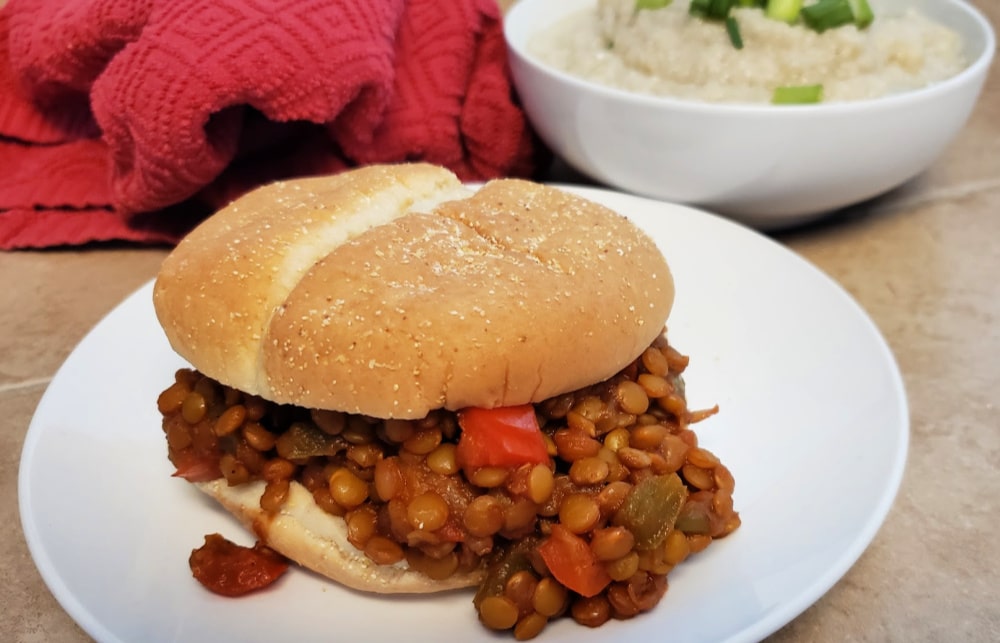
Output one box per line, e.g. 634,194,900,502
504,0,997,116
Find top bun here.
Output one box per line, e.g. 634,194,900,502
154,164,673,419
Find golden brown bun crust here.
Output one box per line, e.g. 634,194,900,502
154,163,673,418
196,479,483,593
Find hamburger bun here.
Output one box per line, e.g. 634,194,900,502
195,479,484,593
154,163,674,420
155,163,683,597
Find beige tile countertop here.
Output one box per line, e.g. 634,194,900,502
3,13,1000,643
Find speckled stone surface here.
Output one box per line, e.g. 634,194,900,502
2,3,999,642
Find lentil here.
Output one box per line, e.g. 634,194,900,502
157,381,189,415
532,577,568,617
407,492,450,531
469,467,509,488
181,391,207,424
346,507,378,548
464,495,505,537
616,380,650,415
260,478,290,513
213,404,246,436
558,494,601,534
311,409,346,435
514,613,548,641
605,551,640,581
505,570,538,613
553,428,601,461
242,421,276,451
328,467,368,509
426,444,459,476
373,457,402,501
571,594,612,627
480,596,520,630
365,536,405,565
406,550,460,580
590,526,636,561
403,428,442,455
383,419,415,443
569,457,610,486
158,332,739,640
527,464,554,505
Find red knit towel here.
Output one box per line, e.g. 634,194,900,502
0,0,538,249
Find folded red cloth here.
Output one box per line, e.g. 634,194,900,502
0,0,538,249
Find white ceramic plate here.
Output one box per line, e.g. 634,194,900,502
19,188,908,643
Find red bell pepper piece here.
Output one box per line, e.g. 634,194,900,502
456,405,550,470
538,524,612,597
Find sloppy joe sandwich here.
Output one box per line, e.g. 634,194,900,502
154,163,740,637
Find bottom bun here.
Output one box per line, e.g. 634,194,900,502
195,479,485,594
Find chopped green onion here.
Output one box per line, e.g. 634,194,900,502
772,84,824,104
725,16,744,49
635,0,673,10
689,0,711,17
689,0,735,19
846,0,874,28
737,0,766,6
690,0,743,49
801,0,855,32
710,0,735,18
765,0,803,23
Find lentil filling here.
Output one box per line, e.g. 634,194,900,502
158,331,740,638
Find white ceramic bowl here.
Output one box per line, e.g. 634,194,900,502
504,0,995,228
